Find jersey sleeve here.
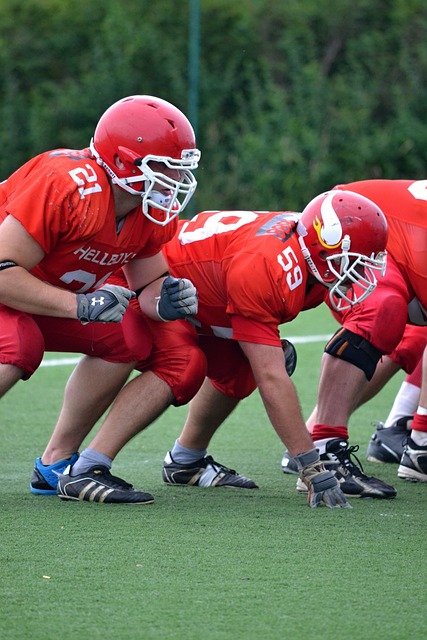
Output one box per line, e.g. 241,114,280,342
3,165,104,253
230,315,281,345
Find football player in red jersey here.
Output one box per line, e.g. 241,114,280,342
57,190,388,508
294,180,427,496
0,94,202,503
281,323,427,473
157,193,391,504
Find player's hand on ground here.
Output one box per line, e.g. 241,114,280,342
77,284,135,324
157,275,198,321
295,448,352,509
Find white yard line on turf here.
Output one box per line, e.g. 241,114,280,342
288,334,331,344
40,357,81,367
40,333,333,368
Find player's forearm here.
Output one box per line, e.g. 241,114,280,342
138,275,198,322
0,267,77,318
137,277,164,320
240,341,315,455
258,375,315,457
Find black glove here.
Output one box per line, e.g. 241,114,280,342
77,284,135,324
157,276,198,321
295,448,352,509
281,338,297,377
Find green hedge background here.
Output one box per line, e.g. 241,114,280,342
1,0,426,212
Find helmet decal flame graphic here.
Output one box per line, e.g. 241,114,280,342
313,193,343,249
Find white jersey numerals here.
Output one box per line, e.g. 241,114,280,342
178,210,258,244
407,180,427,202
277,246,303,291
69,164,102,199
179,209,304,292
59,270,113,293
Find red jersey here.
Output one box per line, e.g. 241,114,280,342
0,148,177,293
163,210,323,346
335,180,427,310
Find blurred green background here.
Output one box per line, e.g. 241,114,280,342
1,0,426,214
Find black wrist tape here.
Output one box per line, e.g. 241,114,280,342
0,260,18,271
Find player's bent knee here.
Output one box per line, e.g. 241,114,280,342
4,319,45,379
389,325,427,374
324,328,382,381
156,347,207,406
175,348,207,405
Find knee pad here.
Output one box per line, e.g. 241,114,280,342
324,328,382,380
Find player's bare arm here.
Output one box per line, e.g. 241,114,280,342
0,216,133,323
0,215,78,317
238,340,314,456
127,252,198,322
239,339,350,508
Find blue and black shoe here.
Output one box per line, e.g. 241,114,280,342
30,453,79,495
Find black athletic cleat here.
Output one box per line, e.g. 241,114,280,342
296,438,397,498
281,451,299,475
162,452,258,488
57,465,154,504
366,416,412,463
397,438,427,482
30,453,79,495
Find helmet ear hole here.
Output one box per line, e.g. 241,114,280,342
296,188,388,310
297,189,388,283
114,155,126,170
90,95,200,225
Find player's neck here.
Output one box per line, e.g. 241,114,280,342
112,183,141,220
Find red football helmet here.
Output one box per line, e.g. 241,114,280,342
90,95,201,225
297,190,388,311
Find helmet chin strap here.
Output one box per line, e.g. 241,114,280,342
106,170,172,209
297,235,326,286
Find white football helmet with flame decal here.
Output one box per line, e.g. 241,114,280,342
90,95,201,226
297,190,388,311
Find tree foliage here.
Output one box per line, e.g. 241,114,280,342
0,0,426,212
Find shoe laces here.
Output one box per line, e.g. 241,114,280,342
334,444,367,479
204,456,237,476
93,467,134,491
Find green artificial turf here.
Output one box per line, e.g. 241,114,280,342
1,306,426,640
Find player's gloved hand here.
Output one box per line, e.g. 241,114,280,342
156,275,198,321
77,284,135,324
294,448,352,509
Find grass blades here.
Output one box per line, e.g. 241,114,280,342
1,307,426,640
